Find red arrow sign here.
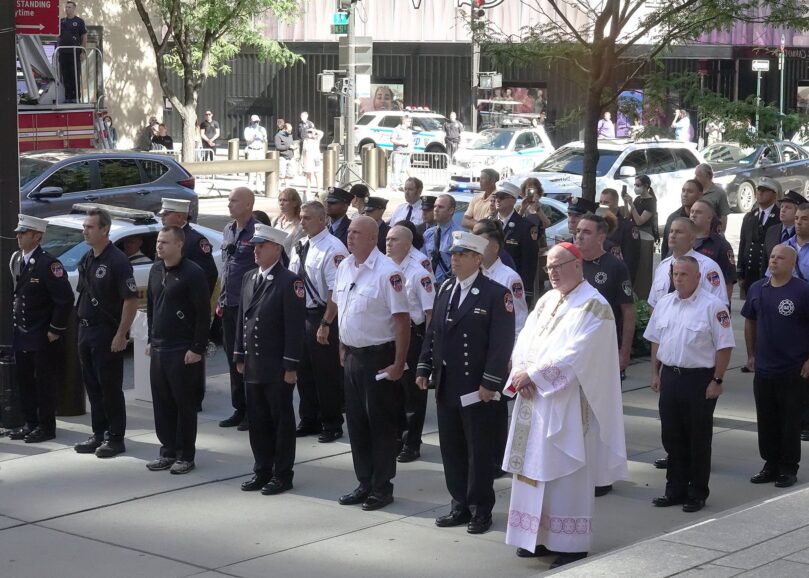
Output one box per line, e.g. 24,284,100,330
16,0,60,36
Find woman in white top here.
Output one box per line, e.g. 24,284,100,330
301,127,324,201
272,187,306,255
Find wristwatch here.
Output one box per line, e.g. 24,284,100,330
711,377,723,384
319,318,332,328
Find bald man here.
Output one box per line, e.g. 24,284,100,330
218,187,257,429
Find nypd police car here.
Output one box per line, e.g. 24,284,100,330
354,109,451,154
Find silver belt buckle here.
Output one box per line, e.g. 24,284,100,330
91,297,99,306
176,311,185,320
672,366,681,375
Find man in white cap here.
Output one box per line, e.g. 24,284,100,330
8,215,74,443
494,180,539,305
235,224,306,495
417,231,515,535
503,242,627,568
145,226,211,475
244,115,268,186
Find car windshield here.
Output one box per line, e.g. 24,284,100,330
469,130,513,151
738,146,768,165
704,144,756,164
534,147,620,176
415,116,446,131
20,157,55,186
41,224,88,272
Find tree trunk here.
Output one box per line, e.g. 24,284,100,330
581,84,603,203
180,107,198,163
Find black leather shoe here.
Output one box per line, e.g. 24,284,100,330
361,494,393,511
219,412,244,428
9,426,33,440
802,430,809,442
516,545,558,558
467,514,492,534
95,440,126,458
74,436,103,454
236,417,250,431
397,447,420,463
318,430,343,443
241,475,272,492
682,498,706,513
654,457,668,469
550,552,588,568
775,474,798,488
750,470,777,484
435,510,472,527
295,423,321,438
652,495,685,507
595,484,612,497
338,487,370,505
24,428,55,443
261,478,293,495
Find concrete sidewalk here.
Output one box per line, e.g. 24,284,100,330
1,294,807,578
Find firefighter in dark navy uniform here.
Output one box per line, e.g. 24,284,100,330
326,187,353,248
738,177,781,298
494,181,539,306
235,224,306,495
74,208,139,458
417,231,515,535
145,226,210,475
8,215,74,443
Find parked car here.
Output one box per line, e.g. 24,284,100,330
711,141,809,212
449,127,555,187
41,205,221,307
20,150,199,220
354,110,452,155
449,191,569,244
504,139,704,228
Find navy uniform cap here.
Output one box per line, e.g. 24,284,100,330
326,187,353,204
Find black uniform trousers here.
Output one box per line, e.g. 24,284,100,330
150,348,202,462
59,49,81,102
297,308,344,432
246,377,296,482
436,393,499,517
446,139,460,163
754,368,805,477
78,324,126,440
659,366,716,501
344,342,403,497
401,323,427,451
222,305,246,415
15,339,62,434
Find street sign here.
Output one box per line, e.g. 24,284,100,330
333,11,348,25
15,0,60,36
331,24,348,35
752,60,770,72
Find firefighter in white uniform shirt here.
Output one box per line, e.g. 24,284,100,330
386,224,435,463
332,216,411,511
648,217,728,308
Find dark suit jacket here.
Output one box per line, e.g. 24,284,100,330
502,212,539,299
377,221,390,253
234,261,305,384
738,207,780,285
417,272,515,406
330,216,351,249
764,223,795,260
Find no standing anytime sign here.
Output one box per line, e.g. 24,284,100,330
16,0,60,36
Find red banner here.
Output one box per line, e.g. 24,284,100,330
15,0,60,36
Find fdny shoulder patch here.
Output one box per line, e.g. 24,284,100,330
293,279,305,299
390,274,403,292
420,276,433,293
716,310,730,328
511,282,524,299
504,292,514,313
706,270,721,287
50,261,64,278
199,238,212,254
333,254,345,267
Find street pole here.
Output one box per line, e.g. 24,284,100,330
756,70,762,134
341,1,357,186
779,34,786,140
0,0,22,430
470,7,478,133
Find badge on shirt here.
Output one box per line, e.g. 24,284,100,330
293,279,305,299
420,276,433,293
95,264,108,279
631,227,639,240
390,274,403,292
511,282,524,299
530,226,538,241
50,262,64,278
622,280,633,297
126,278,137,293
333,254,345,267
706,270,721,287
779,299,795,317
716,310,731,328
504,292,514,313
595,272,608,285
727,248,735,264
200,238,212,254
611,245,623,259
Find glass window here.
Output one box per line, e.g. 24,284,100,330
646,149,678,174
378,116,401,128
781,144,804,162
620,150,647,173
355,115,373,126
98,159,141,188
470,130,513,151
541,203,566,225
515,132,536,150
416,116,446,131
140,160,169,183
535,147,621,177
41,224,87,271
672,149,700,170
20,157,54,187
39,161,91,193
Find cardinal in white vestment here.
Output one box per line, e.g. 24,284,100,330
502,242,628,569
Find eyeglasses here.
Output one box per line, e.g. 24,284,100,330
543,258,576,274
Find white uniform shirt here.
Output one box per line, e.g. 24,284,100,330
243,125,267,149
409,245,433,274
388,200,424,226
334,248,410,347
288,228,348,308
482,258,528,336
399,253,434,326
643,287,735,368
648,249,728,308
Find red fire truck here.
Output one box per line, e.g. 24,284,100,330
17,35,108,152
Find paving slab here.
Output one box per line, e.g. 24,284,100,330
733,559,809,577
675,565,742,578
712,526,809,570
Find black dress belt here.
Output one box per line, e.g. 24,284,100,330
662,364,712,375
344,342,395,354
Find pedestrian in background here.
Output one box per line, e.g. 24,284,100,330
298,111,314,155
597,112,615,139
199,111,220,159
443,112,463,164
57,1,87,103
274,119,295,191
244,115,268,187
622,175,657,300
391,116,414,190
103,115,118,149
271,188,305,256
301,126,324,200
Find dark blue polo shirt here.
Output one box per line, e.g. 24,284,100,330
77,242,138,326
741,277,809,377
219,217,256,307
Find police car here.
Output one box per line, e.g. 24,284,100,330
354,109,452,154
40,204,223,306
449,127,555,187
505,139,704,228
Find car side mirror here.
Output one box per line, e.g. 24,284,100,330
618,166,637,178
30,186,64,199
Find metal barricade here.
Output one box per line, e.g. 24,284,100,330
361,144,378,189
397,151,450,189
51,46,103,106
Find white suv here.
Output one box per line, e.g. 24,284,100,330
506,139,705,228
354,110,450,154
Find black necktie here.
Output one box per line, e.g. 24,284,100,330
782,228,791,242
431,227,442,273
297,240,310,275
667,262,675,293
447,284,461,321
255,273,264,290
760,210,767,226
405,205,413,222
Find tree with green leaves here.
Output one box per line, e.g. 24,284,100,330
476,0,809,202
134,0,302,162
